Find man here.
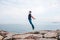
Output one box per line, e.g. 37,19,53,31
28,11,35,30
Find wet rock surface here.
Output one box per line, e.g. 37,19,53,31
0,30,60,40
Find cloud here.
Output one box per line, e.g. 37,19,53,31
0,0,60,24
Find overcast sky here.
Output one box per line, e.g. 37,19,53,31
0,0,60,24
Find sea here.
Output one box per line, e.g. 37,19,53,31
0,22,60,34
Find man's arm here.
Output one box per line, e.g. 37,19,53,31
31,16,35,19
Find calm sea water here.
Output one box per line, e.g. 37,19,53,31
0,22,60,33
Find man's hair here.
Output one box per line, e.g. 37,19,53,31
29,11,32,13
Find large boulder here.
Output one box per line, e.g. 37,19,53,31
32,34,43,38
12,39,35,40
44,32,57,38
26,31,40,34
12,34,33,39
39,30,49,33
0,35,3,40
36,38,57,40
3,33,14,40
0,30,8,37
24,35,39,39
12,34,42,39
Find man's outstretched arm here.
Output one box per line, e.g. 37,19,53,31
31,16,35,19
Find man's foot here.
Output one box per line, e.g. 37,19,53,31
32,27,34,30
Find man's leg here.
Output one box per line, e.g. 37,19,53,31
29,20,34,30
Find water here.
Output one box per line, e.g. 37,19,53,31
0,24,31,33
0,22,60,33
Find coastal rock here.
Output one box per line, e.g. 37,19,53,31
44,32,57,38
0,30,59,40
0,30,8,37
26,31,40,34
24,35,39,39
3,33,14,40
36,38,57,40
12,34,42,39
39,30,49,34
12,39,35,40
12,34,34,39
0,35,3,40
24,34,42,38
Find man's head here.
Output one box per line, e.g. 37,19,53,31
29,11,32,14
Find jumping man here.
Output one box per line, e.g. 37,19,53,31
28,11,35,30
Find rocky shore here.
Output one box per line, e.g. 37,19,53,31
0,30,60,40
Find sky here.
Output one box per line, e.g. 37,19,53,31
0,0,60,24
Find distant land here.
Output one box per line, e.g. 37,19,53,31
52,22,60,23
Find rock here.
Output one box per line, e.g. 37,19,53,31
39,30,50,34
12,39,35,40
4,38,58,40
26,31,40,34
24,35,38,39
12,34,25,39
12,33,43,39
24,34,42,38
44,32,57,38
3,33,14,40
32,34,43,38
12,34,33,39
0,30,8,37
0,30,59,40
24,34,41,39
36,38,57,40
0,35,3,40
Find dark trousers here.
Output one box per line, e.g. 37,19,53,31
28,19,34,30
